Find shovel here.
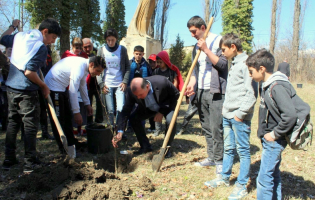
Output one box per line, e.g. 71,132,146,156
39,69,68,154
152,16,216,172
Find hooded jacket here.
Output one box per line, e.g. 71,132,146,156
258,71,309,139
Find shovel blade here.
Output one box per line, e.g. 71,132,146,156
60,135,68,154
152,148,167,172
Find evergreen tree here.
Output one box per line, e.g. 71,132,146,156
103,0,127,42
169,34,185,70
221,0,254,54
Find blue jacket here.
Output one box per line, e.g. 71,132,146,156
128,57,152,86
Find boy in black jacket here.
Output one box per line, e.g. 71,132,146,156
246,49,297,199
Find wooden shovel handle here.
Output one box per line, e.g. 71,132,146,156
162,17,215,148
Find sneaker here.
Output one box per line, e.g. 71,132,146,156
177,128,186,135
2,159,19,170
228,183,248,200
194,158,216,167
216,164,223,174
204,174,230,188
23,158,44,173
153,130,162,137
147,128,156,133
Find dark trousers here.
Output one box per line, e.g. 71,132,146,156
48,91,76,151
5,91,39,160
197,89,224,163
180,101,198,130
87,88,103,124
38,90,48,128
130,108,176,149
0,89,8,130
149,117,155,129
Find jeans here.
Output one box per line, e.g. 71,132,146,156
257,138,287,200
5,91,40,160
105,87,125,126
180,101,198,130
197,89,224,163
130,108,176,149
221,117,251,185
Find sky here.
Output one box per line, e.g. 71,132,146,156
100,0,314,50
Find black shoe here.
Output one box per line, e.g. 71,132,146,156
41,132,55,140
133,148,153,155
23,157,44,173
165,150,173,158
75,141,87,150
2,159,19,170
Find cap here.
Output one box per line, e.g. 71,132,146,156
148,54,156,61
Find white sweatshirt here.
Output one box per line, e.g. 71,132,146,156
45,56,90,113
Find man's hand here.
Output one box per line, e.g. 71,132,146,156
41,84,50,99
197,38,209,53
119,83,127,92
74,113,83,126
102,85,109,94
186,83,195,97
234,115,243,122
264,132,275,142
12,19,20,27
86,105,93,116
154,112,163,123
112,132,123,148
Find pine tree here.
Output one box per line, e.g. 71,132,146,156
221,0,254,54
169,34,185,69
103,0,127,42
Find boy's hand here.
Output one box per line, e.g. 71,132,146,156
186,83,195,97
112,132,123,148
234,115,243,122
264,132,275,142
119,82,127,91
197,38,209,53
74,113,83,125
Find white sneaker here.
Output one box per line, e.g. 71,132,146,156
68,145,76,159
194,158,216,167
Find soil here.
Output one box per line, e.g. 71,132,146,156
0,155,154,200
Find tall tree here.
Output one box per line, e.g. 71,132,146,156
221,0,254,54
292,0,301,79
169,34,185,69
103,0,127,42
269,0,282,54
160,0,170,49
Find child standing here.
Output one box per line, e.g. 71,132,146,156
152,51,183,138
205,33,258,200
246,49,305,199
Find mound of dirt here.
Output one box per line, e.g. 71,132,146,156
1,157,154,199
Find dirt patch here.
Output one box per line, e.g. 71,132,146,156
1,157,153,199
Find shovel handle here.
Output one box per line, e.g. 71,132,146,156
161,17,215,149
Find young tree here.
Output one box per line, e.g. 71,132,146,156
221,0,254,54
169,34,185,70
103,0,127,42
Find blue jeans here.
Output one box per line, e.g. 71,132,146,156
257,138,287,200
221,117,251,185
104,87,125,126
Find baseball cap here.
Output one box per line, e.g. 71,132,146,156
148,54,156,61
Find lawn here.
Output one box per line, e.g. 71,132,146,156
0,82,314,199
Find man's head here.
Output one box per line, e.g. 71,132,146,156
88,56,106,77
71,37,83,55
130,77,150,99
82,38,94,56
39,18,61,45
133,45,145,63
187,16,206,40
246,48,275,82
220,33,243,60
148,54,157,70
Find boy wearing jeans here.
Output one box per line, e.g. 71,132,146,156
205,33,257,200
247,49,298,199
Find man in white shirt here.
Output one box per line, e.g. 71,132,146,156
185,16,228,174
45,56,105,156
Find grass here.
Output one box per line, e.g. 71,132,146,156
0,82,314,199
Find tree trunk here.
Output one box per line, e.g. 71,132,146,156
269,0,277,54
204,0,210,25
148,5,156,38
59,1,71,57
292,0,301,80
160,0,170,49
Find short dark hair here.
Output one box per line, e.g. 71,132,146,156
38,18,61,37
131,78,148,92
221,33,243,52
134,45,144,52
187,16,207,29
246,48,275,73
89,56,106,69
104,28,118,40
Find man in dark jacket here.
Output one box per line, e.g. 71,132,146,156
112,75,179,157
277,59,290,79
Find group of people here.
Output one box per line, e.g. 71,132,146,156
0,14,300,200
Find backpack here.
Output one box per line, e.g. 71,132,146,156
264,81,313,150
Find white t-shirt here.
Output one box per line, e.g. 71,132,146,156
102,46,123,87
45,56,90,113
196,33,221,89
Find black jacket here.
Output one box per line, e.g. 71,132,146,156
117,75,179,131
277,62,290,77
